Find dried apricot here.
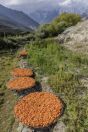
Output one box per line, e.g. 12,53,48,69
19,50,28,57
14,92,63,128
7,77,36,91
11,68,33,77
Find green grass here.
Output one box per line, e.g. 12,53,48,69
0,50,18,132
26,39,88,132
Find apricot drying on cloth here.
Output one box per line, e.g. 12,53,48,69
7,77,36,91
19,50,28,57
14,92,63,128
11,68,33,77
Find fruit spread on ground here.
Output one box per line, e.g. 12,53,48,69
7,77,36,91
19,50,28,57
11,68,33,77
14,92,63,128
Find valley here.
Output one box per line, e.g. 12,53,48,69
0,3,88,131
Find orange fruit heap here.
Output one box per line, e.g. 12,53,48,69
11,68,33,77
14,92,63,128
7,77,36,91
19,50,28,57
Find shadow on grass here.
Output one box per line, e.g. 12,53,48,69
12,81,42,97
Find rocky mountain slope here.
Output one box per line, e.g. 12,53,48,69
0,4,39,33
29,8,59,24
10,0,88,24
58,20,88,55
10,0,60,24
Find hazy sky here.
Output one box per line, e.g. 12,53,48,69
0,0,87,7
0,0,64,6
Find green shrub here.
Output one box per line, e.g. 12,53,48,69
55,13,81,26
36,13,81,39
35,24,55,39
54,21,68,34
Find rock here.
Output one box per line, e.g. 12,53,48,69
17,123,24,132
22,127,33,132
57,20,88,55
41,81,53,93
18,59,29,68
41,77,49,83
53,122,66,132
17,123,34,132
80,77,88,88
41,77,53,93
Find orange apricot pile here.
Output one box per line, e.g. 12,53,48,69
19,50,28,57
14,92,63,128
11,68,33,77
7,77,36,91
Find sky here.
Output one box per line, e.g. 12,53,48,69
0,0,87,10
0,0,64,6
0,0,87,6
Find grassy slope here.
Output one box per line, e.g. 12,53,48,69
0,29,88,131
26,39,88,132
0,50,18,132
0,33,32,50
0,33,35,131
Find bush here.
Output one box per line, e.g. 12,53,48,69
54,21,68,35
36,13,81,39
35,24,55,39
0,38,18,50
55,13,81,26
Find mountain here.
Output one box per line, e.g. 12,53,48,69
0,4,39,34
9,0,88,24
29,9,59,24
27,0,60,24
57,20,88,55
9,0,60,24
30,0,88,24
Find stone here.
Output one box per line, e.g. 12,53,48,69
53,122,66,132
41,82,53,93
57,20,88,55
17,123,24,132
80,77,88,88
41,77,49,83
18,59,29,68
22,127,33,132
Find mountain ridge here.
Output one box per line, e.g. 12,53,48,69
0,4,39,34
9,0,88,24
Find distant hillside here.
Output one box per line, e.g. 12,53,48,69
0,4,39,33
29,9,59,24
10,0,60,24
0,15,32,34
